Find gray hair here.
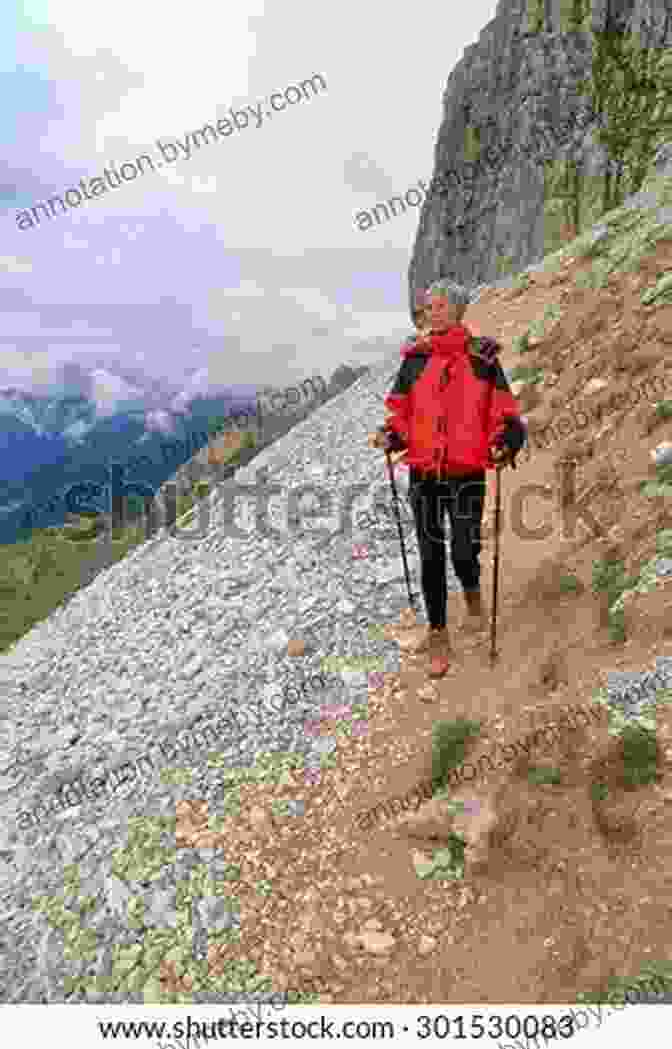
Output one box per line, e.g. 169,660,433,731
427,279,471,308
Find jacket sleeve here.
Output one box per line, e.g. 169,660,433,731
481,340,527,459
380,357,417,452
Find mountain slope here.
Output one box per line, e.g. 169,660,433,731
409,0,672,301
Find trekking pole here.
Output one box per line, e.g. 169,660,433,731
489,464,503,667
384,448,417,612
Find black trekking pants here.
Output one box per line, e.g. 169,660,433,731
408,468,486,630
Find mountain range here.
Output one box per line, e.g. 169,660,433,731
0,360,369,547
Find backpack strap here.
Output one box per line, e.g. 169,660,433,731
468,335,499,365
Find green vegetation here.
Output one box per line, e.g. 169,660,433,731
604,531,672,640
508,365,544,385
431,719,481,793
641,272,672,306
464,124,481,164
580,20,672,216
590,782,609,803
591,556,636,607
576,959,672,1005
639,462,672,498
0,422,248,656
558,573,581,593
606,606,626,644
591,555,640,644
495,253,515,277
513,272,532,293
527,765,562,786
511,332,531,355
0,523,145,655
534,0,672,256
621,723,658,788
527,304,562,341
654,400,672,421
414,835,466,881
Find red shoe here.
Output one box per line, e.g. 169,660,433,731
427,627,451,678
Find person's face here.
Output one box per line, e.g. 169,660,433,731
429,296,465,332
414,305,430,331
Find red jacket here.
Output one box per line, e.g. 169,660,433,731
382,326,526,475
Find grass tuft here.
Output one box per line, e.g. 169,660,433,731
431,719,481,792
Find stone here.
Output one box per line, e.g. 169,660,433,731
249,806,275,834
408,1,672,299
652,442,672,467
287,640,306,658
354,930,396,955
418,935,437,956
584,378,610,395
402,790,498,871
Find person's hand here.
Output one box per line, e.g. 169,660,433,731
414,328,433,348
490,444,514,467
368,430,392,451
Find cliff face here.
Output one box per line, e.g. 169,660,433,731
409,0,672,311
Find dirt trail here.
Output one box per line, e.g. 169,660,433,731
172,227,672,1004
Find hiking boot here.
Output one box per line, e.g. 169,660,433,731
427,627,451,678
464,588,487,630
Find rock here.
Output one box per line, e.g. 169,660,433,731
408,2,671,295
402,790,498,870
411,849,435,877
584,378,610,395
354,930,396,955
401,797,459,841
453,793,498,871
418,935,437,956
249,806,275,833
417,684,438,704
652,442,672,468
266,629,290,653
287,639,306,657
362,918,383,931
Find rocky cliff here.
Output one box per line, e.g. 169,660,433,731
409,0,672,310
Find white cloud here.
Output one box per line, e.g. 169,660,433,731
88,368,143,417
5,0,500,394
144,408,177,435
0,256,33,273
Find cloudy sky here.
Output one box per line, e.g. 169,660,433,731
1,0,499,403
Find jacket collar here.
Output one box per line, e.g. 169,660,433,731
402,325,472,359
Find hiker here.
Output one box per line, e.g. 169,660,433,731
369,279,526,678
